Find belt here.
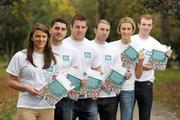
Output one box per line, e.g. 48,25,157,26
135,81,153,85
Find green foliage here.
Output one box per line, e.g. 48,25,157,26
0,0,180,66
155,69,180,82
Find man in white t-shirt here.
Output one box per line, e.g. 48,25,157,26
131,14,172,120
91,19,118,120
50,18,78,120
64,14,100,120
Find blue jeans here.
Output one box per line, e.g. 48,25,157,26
72,98,97,120
134,81,153,120
55,97,74,120
97,97,118,120
118,90,134,120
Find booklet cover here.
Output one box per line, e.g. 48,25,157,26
40,73,74,105
84,69,106,98
63,68,84,93
121,45,139,69
105,66,127,94
149,45,170,71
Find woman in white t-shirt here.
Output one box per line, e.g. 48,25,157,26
110,17,144,120
6,23,57,120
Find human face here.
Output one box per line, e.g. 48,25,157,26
50,22,67,43
95,23,110,42
120,22,133,41
70,20,88,41
138,18,153,37
31,30,48,52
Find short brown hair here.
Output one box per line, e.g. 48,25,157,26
71,14,88,26
94,19,110,29
117,17,136,35
138,14,154,24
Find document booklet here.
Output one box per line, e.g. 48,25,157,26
40,73,74,105
149,44,170,70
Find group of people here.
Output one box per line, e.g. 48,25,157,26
6,14,172,120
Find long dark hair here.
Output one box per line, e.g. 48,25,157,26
27,23,56,69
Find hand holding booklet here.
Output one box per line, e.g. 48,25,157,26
149,44,170,71
84,69,106,99
104,66,127,95
121,45,139,69
63,68,85,100
40,73,74,105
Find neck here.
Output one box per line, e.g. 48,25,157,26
51,39,63,46
95,38,106,44
71,36,84,41
138,34,149,39
34,47,44,53
121,38,131,44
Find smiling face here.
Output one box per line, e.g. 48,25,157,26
70,20,88,41
120,22,133,41
50,22,67,43
31,30,48,52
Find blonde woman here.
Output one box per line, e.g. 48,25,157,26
110,17,144,120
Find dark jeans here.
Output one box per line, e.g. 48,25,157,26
97,97,118,120
72,98,98,120
55,97,74,120
134,81,153,120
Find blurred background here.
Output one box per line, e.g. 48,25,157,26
0,0,179,119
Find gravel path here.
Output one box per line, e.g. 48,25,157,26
115,102,179,120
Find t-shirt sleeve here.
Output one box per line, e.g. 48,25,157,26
6,51,24,76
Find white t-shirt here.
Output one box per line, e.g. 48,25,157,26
131,34,161,82
6,49,59,109
110,40,139,91
91,40,117,98
51,42,78,72
63,36,100,75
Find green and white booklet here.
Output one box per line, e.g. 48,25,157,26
121,45,139,69
105,66,127,94
84,69,106,98
62,68,85,100
40,73,74,105
149,44,170,71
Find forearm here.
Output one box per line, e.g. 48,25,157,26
7,74,27,92
135,61,143,79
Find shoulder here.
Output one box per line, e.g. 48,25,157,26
12,49,27,60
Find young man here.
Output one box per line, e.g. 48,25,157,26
50,17,78,120
91,19,118,120
132,14,172,120
63,14,100,120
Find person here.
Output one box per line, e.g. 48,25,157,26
63,14,100,120
6,23,57,120
91,19,118,120
110,17,144,120
131,14,172,120
50,17,78,120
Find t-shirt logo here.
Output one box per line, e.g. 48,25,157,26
84,52,91,59
46,66,54,72
62,55,69,61
105,55,112,61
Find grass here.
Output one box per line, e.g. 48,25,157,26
0,60,17,120
154,69,180,118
